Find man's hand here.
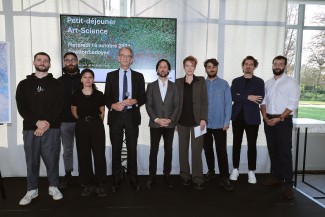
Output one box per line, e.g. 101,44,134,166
34,128,44,137
266,117,281,126
248,95,263,104
36,120,50,132
111,102,125,111
223,125,229,131
155,118,172,127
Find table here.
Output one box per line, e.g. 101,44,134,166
293,118,325,198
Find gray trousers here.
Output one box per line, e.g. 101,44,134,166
23,129,61,190
177,124,204,185
60,122,76,172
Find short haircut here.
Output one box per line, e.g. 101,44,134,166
118,46,134,57
241,56,258,68
204,58,219,68
64,52,78,60
272,55,287,66
183,55,197,68
156,59,171,71
34,52,51,63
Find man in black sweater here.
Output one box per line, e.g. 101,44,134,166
16,52,64,205
58,52,82,189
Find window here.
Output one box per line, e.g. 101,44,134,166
285,3,325,121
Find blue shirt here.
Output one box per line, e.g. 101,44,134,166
206,76,232,129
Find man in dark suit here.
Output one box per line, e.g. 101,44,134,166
104,47,146,192
145,59,179,189
229,56,265,184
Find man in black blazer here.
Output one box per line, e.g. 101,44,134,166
229,56,265,184
145,59,179,189
104,47,146,192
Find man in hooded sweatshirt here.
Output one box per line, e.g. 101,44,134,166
16,52,64,205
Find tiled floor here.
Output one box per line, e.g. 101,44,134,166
296,174,325,208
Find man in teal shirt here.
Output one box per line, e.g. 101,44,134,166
203,58,233,191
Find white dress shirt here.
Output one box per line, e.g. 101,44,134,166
158,78,168,102
262,73,301,115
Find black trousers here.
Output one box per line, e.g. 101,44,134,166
232,120,259,170
149,127,175,175
203,128,229,177
109,111,139,183
264,116,293,186
75,118,106,185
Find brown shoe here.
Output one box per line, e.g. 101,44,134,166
283,186,295,199
262,176,283,186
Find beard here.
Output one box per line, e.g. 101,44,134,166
65,65,79,74
157,71,169,77
273,68,285,76
207,72,217,79
35,65,50,72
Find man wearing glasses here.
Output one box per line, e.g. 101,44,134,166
58,52,82,189
104,47,146,192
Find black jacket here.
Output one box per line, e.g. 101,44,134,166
16,73,64,130
58,70,82,122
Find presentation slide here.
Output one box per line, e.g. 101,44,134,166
60,15,177,83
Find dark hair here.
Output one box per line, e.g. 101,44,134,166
81,68,95,78
272,55,287,66
204,58,219,68
34,52,51,63
183,55,198,68
63,52,78,60
156,59,171,71
241,56,258,68
80,69,97,89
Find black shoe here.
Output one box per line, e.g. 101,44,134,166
60,174,72,189
219,177,234,191
164,174,173,188
204,170,216,182
96,184,107,198
81,186,93,196
146,175,155,190
181,179,191,186
130,180,141,191
283,186,295,199
111,180,121,193
194,182,204,190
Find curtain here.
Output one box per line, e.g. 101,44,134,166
0,0,287,176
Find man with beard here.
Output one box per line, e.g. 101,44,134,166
58,52,82,189
16,52,64,205
145,59,179,189
202,58,233,191
229,56,264,184
261,55,300,199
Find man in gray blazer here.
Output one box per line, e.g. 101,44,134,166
145,59,179,189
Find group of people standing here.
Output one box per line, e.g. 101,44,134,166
15,47,300,206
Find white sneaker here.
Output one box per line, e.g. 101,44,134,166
19,189,38,205
229,169,239,181
48,186,63,200
248,171,257,184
